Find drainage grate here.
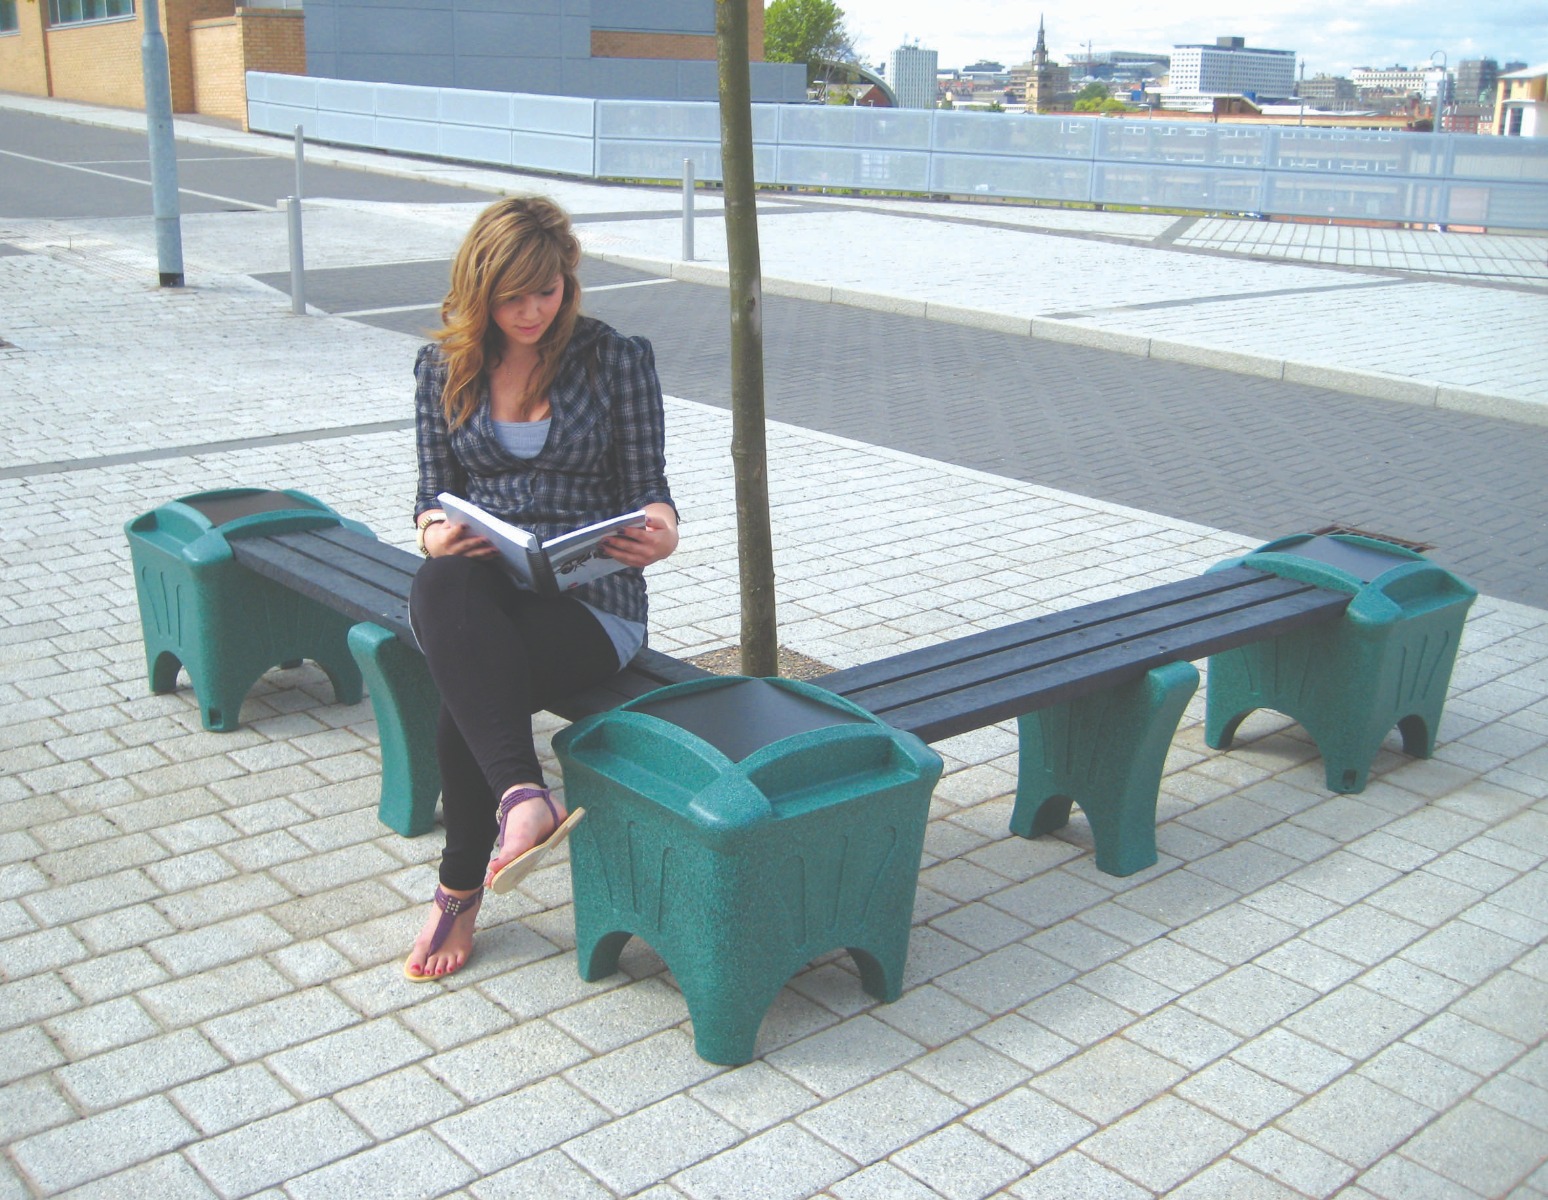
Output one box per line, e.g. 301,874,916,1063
1311,524,1433,553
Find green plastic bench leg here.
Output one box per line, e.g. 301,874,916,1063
347,623,442,837
1206,610,1467,794
131,550,362,732
1009,660,1199,877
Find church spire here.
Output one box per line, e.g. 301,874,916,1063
1033,14,1048,65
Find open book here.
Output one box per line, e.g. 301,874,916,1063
436,493,648,595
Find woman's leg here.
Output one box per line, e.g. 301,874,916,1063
405,556,619,974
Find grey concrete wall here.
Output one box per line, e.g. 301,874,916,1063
304,0,804,101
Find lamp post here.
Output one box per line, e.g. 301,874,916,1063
1429,50,1449,232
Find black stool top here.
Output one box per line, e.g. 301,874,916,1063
182,491,316,528
628,678,868,762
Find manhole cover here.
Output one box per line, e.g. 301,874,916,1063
1311,524,1433,553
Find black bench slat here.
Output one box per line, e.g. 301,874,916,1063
551,648,714,720
824,572,1327,719
231,534,417,642
855,587,1350,742
816,566,1277,696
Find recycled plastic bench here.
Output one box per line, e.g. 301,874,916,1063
127,488,1476,874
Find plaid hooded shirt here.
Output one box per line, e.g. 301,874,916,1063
413,316,674,627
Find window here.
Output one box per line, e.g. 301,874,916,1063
48,0,135,26
1,0,18,33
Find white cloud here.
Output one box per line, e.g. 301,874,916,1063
821,0,1546,79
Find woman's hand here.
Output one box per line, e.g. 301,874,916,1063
602,502,679,569
424,517,497,559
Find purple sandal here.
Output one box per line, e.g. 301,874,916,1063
403,884,482,982
488,786,586,895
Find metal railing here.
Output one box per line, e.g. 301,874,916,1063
247,72,1548,231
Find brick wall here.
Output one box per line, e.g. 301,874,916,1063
0,0,51,96
592,0,764,62
190,7,303,126
42,11,145,108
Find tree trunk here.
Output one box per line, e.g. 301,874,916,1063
715,0,778,678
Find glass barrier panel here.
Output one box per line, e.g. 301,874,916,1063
929,153,1091,201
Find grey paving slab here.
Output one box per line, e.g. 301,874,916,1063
3,90,1548,1200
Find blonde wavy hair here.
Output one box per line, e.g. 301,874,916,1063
434,196,583,429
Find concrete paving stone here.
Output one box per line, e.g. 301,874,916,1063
53,1153,222,1200
148,912,292,976
888,1121,1029,1200
1508,1043,1548,1091
1450,969,1548,1044
138,959,291,1028
223,798,311,837
931,901,1038,954
785,961,876,1019
265,842,401,895
143,847,238,894
1232,1126,1359,1197
559,1093,745,1196
266,880,408,941
800,1071,966,1165
1118,936,1232,995
764,1014,925,1100
1401,921,1533,986
960,1083,1096,1168
468,1149,615,1200
284,1129,479,1200
0,972,79,1033
868,982,991,1049
933,943,1077,1016
1468,900,1548,953
56,1027,229,1113
1353,1153,1484,1200
1283,851,1402,907
1173,904,1299,967
1080,1094,1246,1193
1357,957,1471,1015
672,1122,855,1200
1062,961,1177,1016
44,994,160,1058
544,978,702,1059
1111,869,1239,928
0,1023,65,1086
1180,964,1319,1038
473,948,630,1022
1186,842,1302,895
149,818,243,860
1474,1072,1548,1132
291,807,393,853
200,986,361,1063
1365,870,1487,928
1030,1037,1188,1125
266,1016,432,1099
215,831,307,876
265,938,356,988
985,868,1113,927
0,862,47,904
424,1018,592,1105
829,1161,955,1200
1229,1027,1355,1095
169,1061,299,1136
1283,983,1429,1061
1022,919,1132,973
0,1074,77,1145
904,1035,1031,1108
1167,1158,1305,1200
397,987,515,1053
689,1061,821,1134
1277,1073,1436,1169
11,1094,198,1195
1346,829,1445,873
334,1064,467,1141
152,873,293,932
1176,1056,1303,1130
1406,1010,1530,1078
1423,848,1519,896
1006,1150,1151,1199
0,924,88,979
1400,1099,1547,1195
182,1098,374,1198
564,1027,722,1116
1021,983,1135,1047
1253,936,1365,995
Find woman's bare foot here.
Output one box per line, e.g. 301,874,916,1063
486,785,565,881
403,885,482,982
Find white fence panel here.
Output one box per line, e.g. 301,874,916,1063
243,74,1548,230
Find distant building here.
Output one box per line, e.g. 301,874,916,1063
1495,63,1548,136
1296,74,1357,111
1165,36,1295,104
1456,58,1499,105
1066,49,1170,84
889,42,938,109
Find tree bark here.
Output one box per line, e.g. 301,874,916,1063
715,0,778,678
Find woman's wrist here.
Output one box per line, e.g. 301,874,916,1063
416,510,448,556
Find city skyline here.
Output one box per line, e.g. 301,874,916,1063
827,0,1546,82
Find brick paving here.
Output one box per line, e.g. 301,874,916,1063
2,93,1546,1199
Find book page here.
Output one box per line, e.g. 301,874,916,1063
544,510,648,592
435,493,544,591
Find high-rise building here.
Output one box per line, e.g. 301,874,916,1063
889,43,939,109
1166,36,1296,103
1297,74,1358,110
1350,66,1429,95
1457,59,1499,105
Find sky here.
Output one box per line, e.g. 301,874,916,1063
824,0,1547,79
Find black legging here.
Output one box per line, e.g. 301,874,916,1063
409,555,622,889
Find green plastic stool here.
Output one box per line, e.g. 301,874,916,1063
125,488,370,732
1205,533,1477,794
1009,659,1199,876
347,622,442,837
554,676,943,1066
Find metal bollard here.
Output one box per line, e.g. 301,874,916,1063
285,196,306,315
682,158,695,262
294,124,305,202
